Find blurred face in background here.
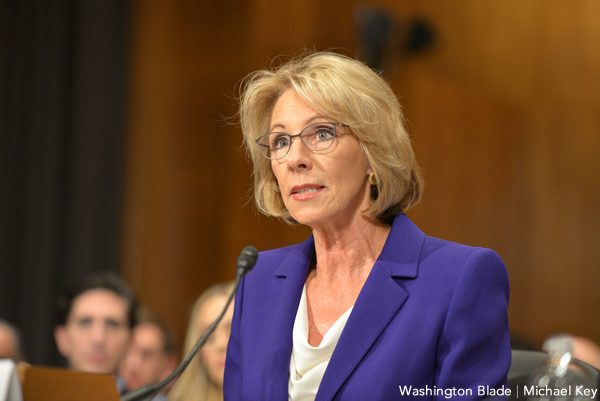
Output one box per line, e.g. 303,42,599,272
120,322,177,390
0,325,18,360
55,289,130,374
197,294,233,386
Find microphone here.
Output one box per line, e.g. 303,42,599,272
121,246,258,401
237,245,258,276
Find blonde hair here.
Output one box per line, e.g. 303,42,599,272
239,51,423,223
168,282,234,401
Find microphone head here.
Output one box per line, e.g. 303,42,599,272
237,246,258,276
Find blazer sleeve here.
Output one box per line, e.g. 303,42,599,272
224,275,245,401
435,248,511,400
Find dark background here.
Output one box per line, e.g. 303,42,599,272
1,0,599,365
0,0,129,364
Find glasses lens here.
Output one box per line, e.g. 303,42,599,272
256,133,291,159
269,133,292,159
302,123,337,151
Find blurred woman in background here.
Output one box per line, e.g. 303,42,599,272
169,282,234,401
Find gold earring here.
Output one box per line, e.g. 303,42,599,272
369,173,377,186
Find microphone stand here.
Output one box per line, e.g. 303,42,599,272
121,246,258,401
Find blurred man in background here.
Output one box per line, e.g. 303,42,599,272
0,319,24,361
54,272,137,393
119,315,178,400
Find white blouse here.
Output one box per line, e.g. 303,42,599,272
288,286,354,401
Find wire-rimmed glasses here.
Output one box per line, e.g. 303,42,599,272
255,122,348,160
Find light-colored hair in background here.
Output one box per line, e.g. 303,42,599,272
168,282,234,401
239,51,423,223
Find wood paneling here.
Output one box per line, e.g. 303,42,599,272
121,0,255,347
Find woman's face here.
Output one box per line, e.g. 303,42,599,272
269,89,371,229
197,294,233,387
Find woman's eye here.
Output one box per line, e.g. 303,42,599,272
315,126,335,141
271,135,290,149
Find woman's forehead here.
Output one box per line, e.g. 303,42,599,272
269,89,329,131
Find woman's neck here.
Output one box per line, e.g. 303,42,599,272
310,214,391,283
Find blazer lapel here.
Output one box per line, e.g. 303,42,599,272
315,214,425,401
263,237,315,400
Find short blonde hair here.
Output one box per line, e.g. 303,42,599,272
239,51,423,223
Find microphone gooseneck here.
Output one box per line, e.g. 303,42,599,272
121,246,258,401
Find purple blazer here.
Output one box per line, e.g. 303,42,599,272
224,214,511,401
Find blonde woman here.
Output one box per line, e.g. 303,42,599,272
224,51,511,401
169,282,234,401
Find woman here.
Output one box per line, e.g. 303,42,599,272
225,51,510,401
169,282,234,401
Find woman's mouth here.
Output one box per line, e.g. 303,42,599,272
291,185,325,200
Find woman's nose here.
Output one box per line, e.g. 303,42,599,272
285,136,312,170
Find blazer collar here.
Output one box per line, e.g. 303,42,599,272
377,213,425,278
264,236,314,400
273,235,315,278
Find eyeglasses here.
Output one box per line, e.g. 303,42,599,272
255,122,348,160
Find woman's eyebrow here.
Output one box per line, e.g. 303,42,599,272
269,115,328,132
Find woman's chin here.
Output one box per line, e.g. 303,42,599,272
288,210,325,227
